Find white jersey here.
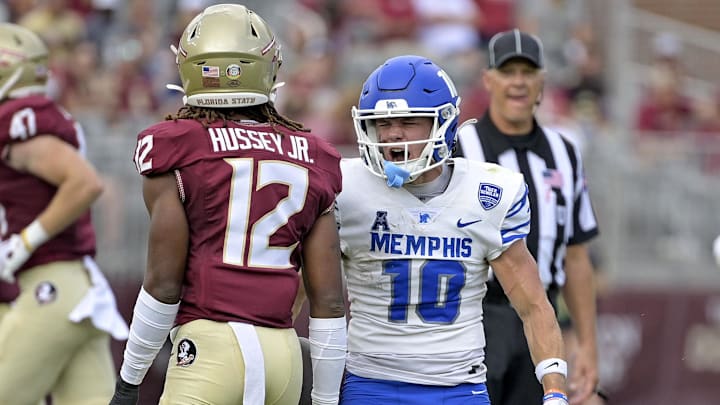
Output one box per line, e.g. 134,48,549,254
336,157,530,385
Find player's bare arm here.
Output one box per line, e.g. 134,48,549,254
292,270,308,322
141,173,189,304
491,239,567,395
5,135,103,237
301,209,345,319
561,243,598,403
300,208,346,405
0,135,104,282
111,172,187,405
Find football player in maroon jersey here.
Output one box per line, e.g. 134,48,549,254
110,4,347,405
0,23,129,405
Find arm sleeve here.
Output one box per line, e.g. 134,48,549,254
119,287,179,385
308,316,347,405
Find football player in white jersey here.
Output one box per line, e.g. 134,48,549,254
335,55,569,405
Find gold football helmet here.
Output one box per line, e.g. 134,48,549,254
173,4,282,108
0,23,49,100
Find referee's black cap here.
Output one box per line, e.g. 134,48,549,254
487,29,544,69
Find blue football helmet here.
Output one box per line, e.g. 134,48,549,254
352,55,462,185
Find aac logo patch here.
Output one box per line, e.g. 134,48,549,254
176,338,197,367
478,183,502,210
371,211,390,232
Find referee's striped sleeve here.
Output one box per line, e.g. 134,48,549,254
569,144,599,245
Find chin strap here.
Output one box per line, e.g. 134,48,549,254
384,161,411,188
456,118,478,133
165,84,184,93
167,44,187,105
165,84,188,106
269,81,285,103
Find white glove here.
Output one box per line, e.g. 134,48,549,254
0,234,31,283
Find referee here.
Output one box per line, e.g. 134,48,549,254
456,29,601,405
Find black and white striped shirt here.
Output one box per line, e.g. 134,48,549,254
456,112,599,302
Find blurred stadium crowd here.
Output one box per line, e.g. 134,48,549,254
2,0,718,281
1,0,718,163
2,0,720,403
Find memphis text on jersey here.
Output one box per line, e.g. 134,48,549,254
370,211,472,258
208,127,314,163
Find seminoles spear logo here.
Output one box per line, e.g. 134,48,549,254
176,339,197,367
478,183,502,210
35,281,57,304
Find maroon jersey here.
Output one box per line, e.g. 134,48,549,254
0,95,96,301
133,119,342,328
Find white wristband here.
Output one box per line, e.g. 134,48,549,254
535,358,568,383
21,220,50,251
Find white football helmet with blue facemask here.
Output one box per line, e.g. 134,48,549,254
352,55,471,187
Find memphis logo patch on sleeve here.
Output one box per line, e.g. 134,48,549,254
478,183,502,210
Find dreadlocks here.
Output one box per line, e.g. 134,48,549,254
166,102,309,132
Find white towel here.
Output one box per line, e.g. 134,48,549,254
229,322,266,405
68,256,130,340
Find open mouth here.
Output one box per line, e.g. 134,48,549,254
386,147,408,161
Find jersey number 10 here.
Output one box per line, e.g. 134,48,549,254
384,259,466,324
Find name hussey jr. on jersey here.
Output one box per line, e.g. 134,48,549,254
207,127,314,164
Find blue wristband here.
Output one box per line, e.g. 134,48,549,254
543,391,568,402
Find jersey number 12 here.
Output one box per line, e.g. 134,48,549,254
224,158,308,269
